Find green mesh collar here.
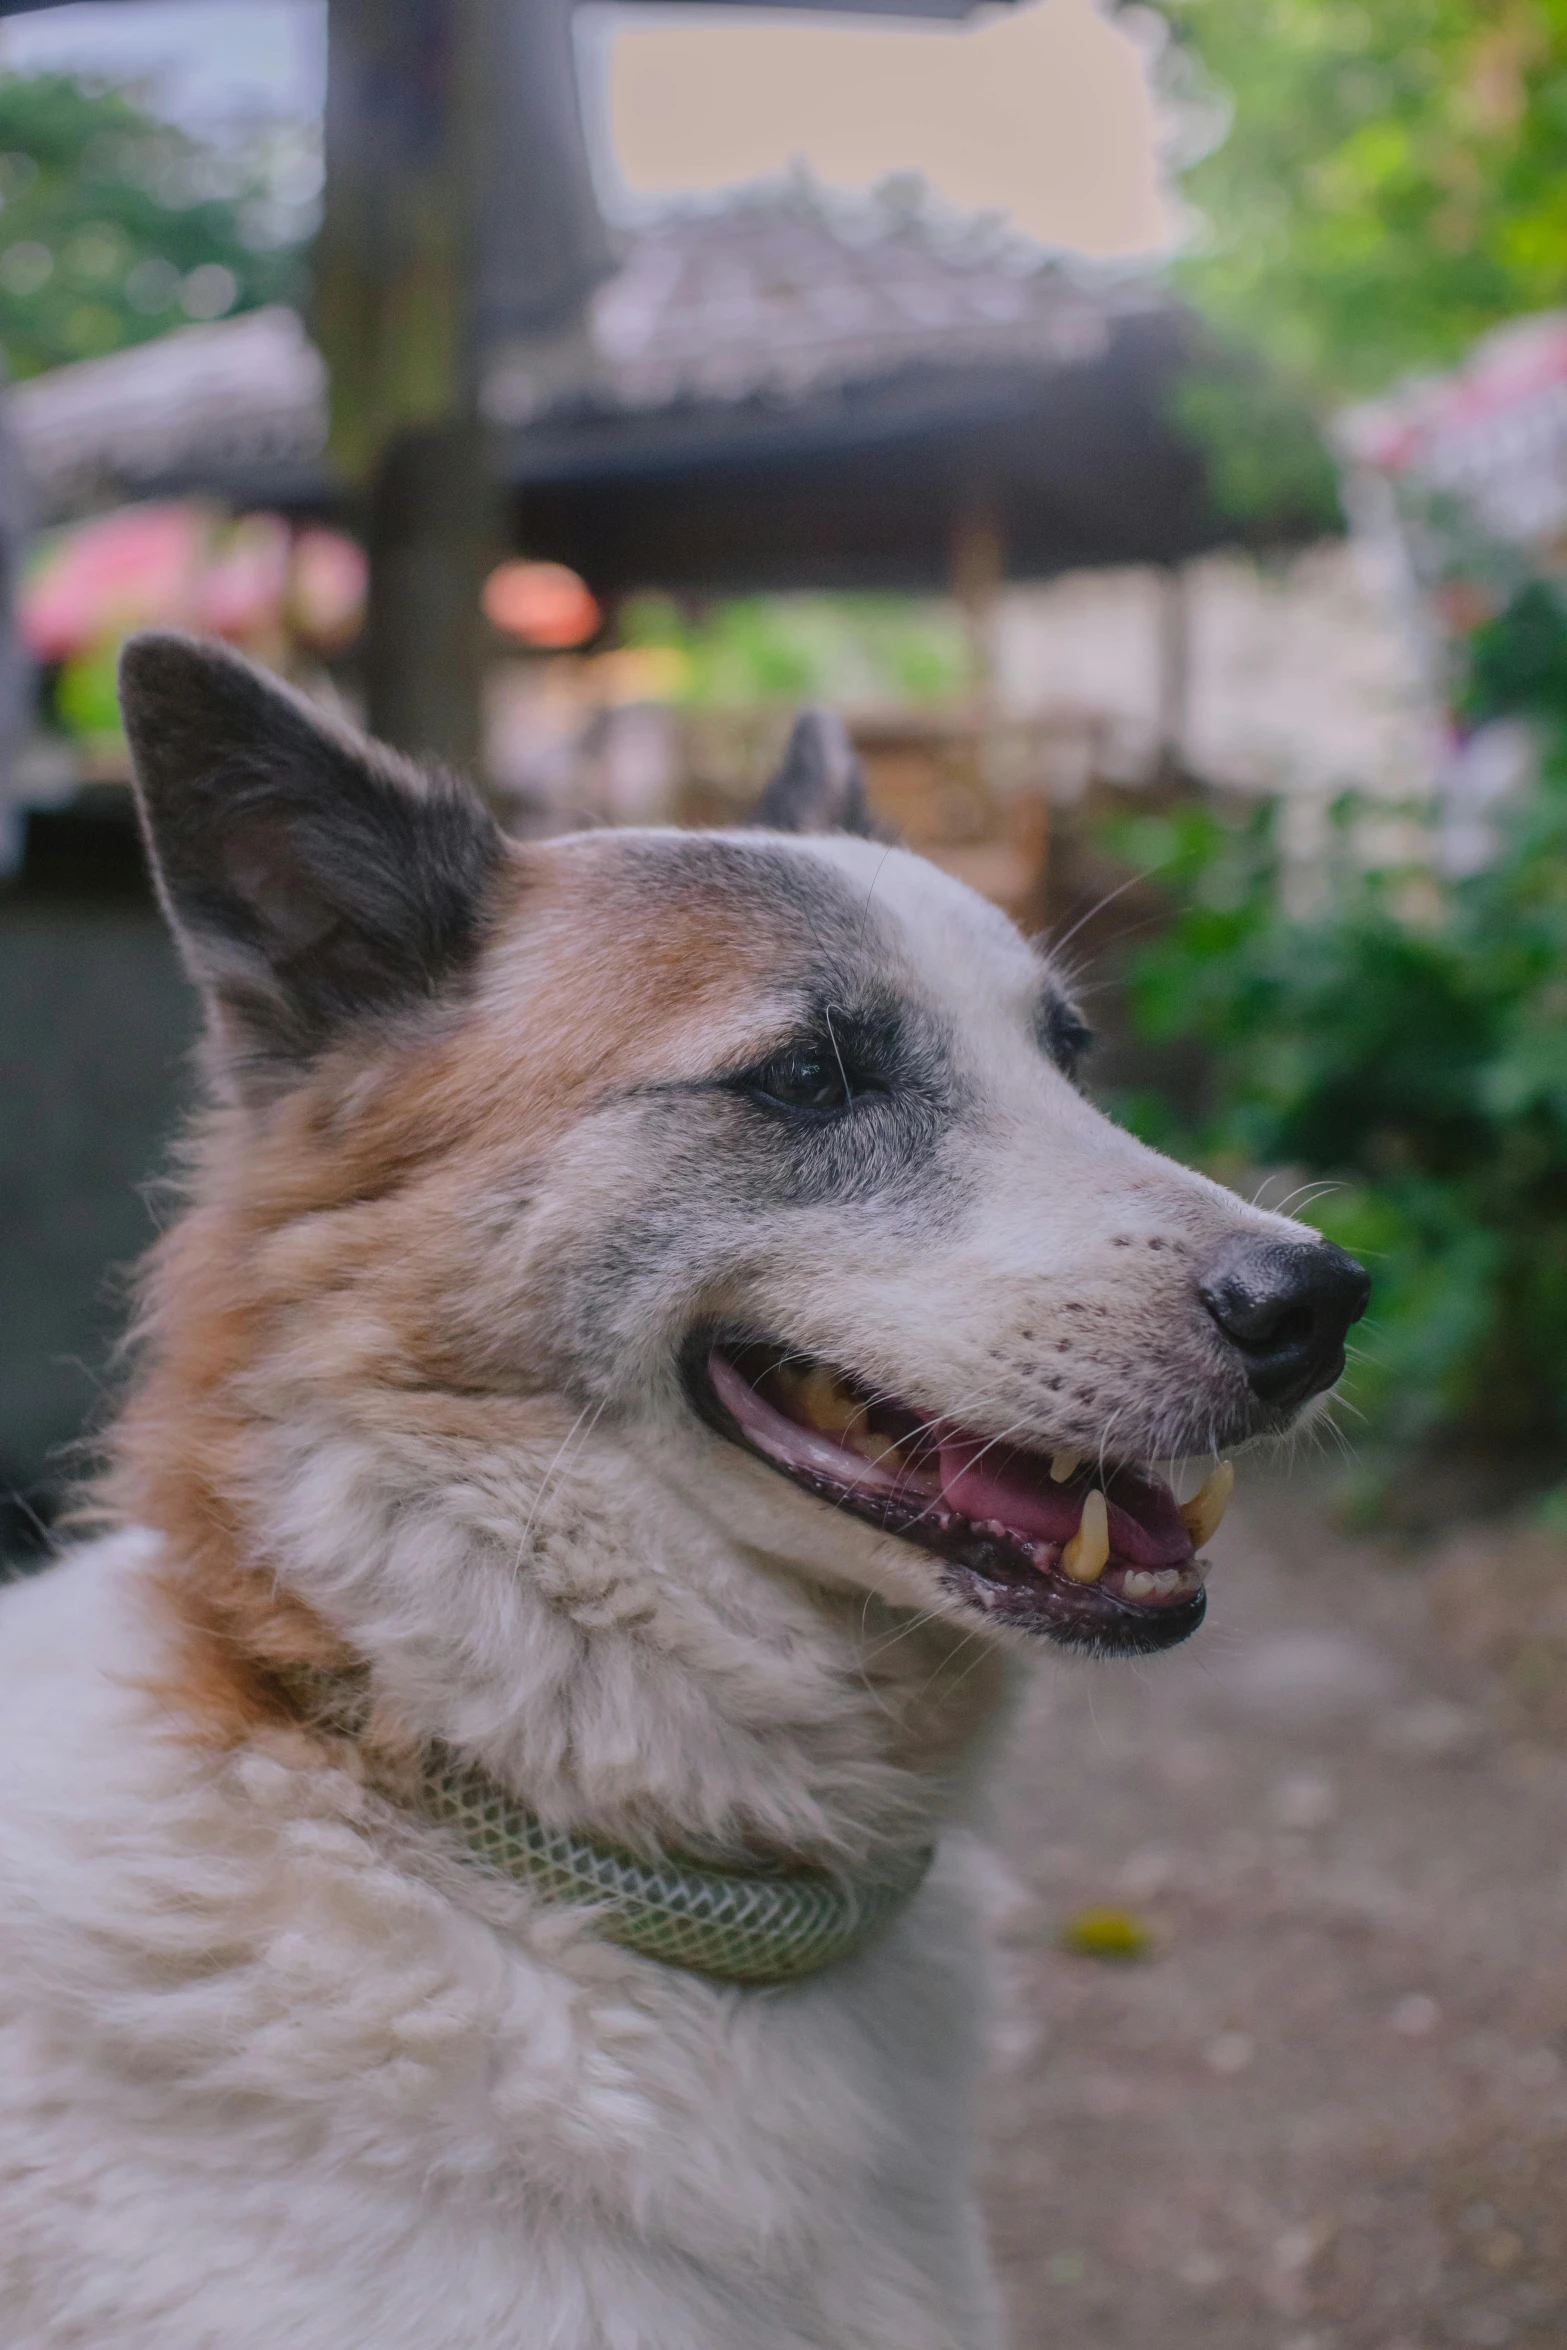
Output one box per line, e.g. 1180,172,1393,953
282,1670,934,1988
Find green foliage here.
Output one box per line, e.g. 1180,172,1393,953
1110,722,1567,1459
1146,0,1567,399
0,73,314,378
1463,580,1567,730
619,593,967,708
1170,353,1343,535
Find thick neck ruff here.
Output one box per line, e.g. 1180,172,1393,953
281,1669,934,1987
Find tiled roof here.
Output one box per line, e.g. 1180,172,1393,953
7,177,1161,521
487,175,1136,423
8,306,328,523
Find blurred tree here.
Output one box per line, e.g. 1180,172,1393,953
1144,0,1567,399
0,73,314,380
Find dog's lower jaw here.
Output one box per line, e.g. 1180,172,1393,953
685,1336,1214,1658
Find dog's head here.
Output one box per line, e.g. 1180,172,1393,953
118,637,1365,1702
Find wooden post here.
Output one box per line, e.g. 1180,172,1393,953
314,0,486,767
361,417,497,775
315,0,613,773
950,492,1008,827
1156,562,1189,784
950,494,1005,719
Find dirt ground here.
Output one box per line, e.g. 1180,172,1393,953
979,1471,1567,2350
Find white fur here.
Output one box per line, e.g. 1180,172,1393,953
0,1537,1003,2350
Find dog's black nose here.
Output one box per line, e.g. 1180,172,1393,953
1199,1236,1370,1406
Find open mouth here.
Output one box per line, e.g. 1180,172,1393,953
697,1338,1234,1655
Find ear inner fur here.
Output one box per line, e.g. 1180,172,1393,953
119,632,505,1094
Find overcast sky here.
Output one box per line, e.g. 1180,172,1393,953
0,0,324,128
0,0,1173,259
588,2,1173,257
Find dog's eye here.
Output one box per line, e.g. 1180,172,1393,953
1039,1000,1093,1080
747,1043,854,1115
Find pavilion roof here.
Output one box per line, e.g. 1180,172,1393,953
5,178,1285,591
487,175,1144,424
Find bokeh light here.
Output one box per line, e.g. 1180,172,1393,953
482,560,601,650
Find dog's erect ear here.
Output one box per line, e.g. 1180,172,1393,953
753,708,879,838
120,632,504,1091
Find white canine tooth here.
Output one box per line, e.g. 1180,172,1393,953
1152,1568,1180,1596
1123,1569,1156,1599
1050,1449,1082,1483
1060,1489,1109,1584
1180,1461,1234,1549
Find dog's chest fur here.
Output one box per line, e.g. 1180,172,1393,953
0,1537,1005,2350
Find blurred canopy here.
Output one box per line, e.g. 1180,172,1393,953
0,72,307,378
1146,0,1567,399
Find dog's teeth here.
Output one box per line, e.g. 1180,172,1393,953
1049,1450,1082,1483
793,1364,867,1440
1060,1489,1109,1584
1180,1461,1234,1549
1123,1569,1156,1599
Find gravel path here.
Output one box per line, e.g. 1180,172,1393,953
980,1472,1567,2350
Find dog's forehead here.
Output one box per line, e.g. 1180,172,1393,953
537,826,1046,1014
791,833,1044,1010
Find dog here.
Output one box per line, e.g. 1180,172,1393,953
0,636,1367,2349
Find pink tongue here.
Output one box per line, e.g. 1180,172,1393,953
937,1439,1192,1568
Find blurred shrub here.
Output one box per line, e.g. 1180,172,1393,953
1462,581,1567,733
1108,621,1567,1465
